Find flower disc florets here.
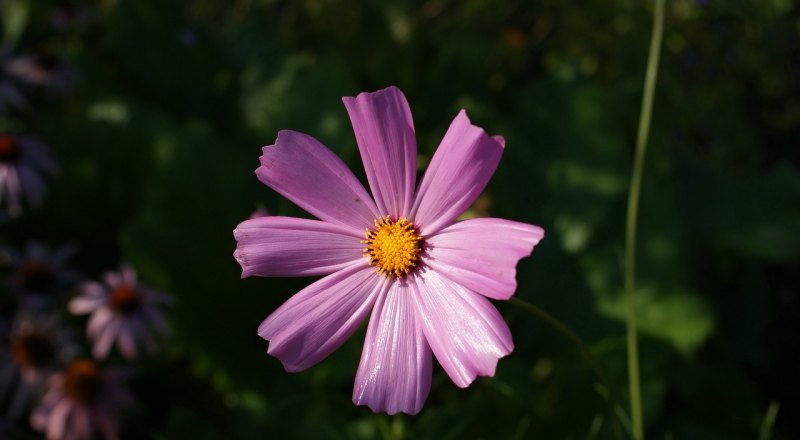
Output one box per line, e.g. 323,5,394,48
63,359,102,404
363,215,422,277
0,135,20,163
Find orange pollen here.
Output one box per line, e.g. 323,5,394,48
362,215,422,278
110,285,140,314
63,359,102,404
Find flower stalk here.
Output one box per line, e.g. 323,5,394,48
625,0,665,439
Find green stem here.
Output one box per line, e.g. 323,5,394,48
508,297,628,439
758,401,780,440
625,1,665,439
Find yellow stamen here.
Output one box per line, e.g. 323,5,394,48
362,215,422,277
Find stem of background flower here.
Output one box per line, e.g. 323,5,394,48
624,1,665,439
758,401,780,440
508,297,628,439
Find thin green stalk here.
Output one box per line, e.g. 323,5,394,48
625,1,665,439
508,297,627,439
758,401,780,440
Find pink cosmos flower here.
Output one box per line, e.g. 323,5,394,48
30,359,131,440
68,265,171,360
234,86,544,415
0,134,58,218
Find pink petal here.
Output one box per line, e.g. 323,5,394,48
119,265,137,286
233,216,364,278
116,322,138,359
426,218,544,300
342,86,417,218
79,281,107,299
86,307,114,339
70,406,92,440
68,296,105,315
410,110,505,235
256,130,380,233
258,264,382,372
46,398,73,440
353,279,431,415
410,269,513,388
93,317,123,359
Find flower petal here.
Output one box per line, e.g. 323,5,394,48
93,317,123,359
256,130,380,233
68,295,105,315
410,110,505,235
425,218,544,300
46,398,73,440
258,264,382,372
116,322,138,359
233,216,364,278
86,307,114,339
343,86,417,218
410,269,513,388
353,279,431,415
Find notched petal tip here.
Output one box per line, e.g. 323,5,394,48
342,85,404,103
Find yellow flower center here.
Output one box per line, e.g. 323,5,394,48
363,215,422,277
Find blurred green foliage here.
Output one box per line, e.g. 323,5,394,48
2,0,798,438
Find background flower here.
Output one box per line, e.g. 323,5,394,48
69,265,171,360
0,135,58,218
30,359,131,440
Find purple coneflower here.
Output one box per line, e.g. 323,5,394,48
234,86,544,414
30,359,130,440
5,243,78,309
69,265,171,360
0,313,76,420
4,48,73,93
0,134,58,218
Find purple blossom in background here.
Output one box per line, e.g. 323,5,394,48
234,86,544,414
69,265,172,360
30,359,131,440
0,313,77,420
5,243,79,309
5,313,75,385
0,134,58,218
4,49,74,93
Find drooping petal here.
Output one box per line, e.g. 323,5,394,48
233,216,364,278
46,398,73,440
410,110,505,235
92,317,123,359
256,130,380,233
86,307,114,339
70,406,92,440
353,279,431,415
411,269,513,388
116,322,138,359
425,218,544,300
343,86,417,218
258,264,382,372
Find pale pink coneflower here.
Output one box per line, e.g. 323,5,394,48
30,359,131,440
69,265,172,360
234,86,544,414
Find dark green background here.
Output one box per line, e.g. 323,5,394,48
2,0,798,438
